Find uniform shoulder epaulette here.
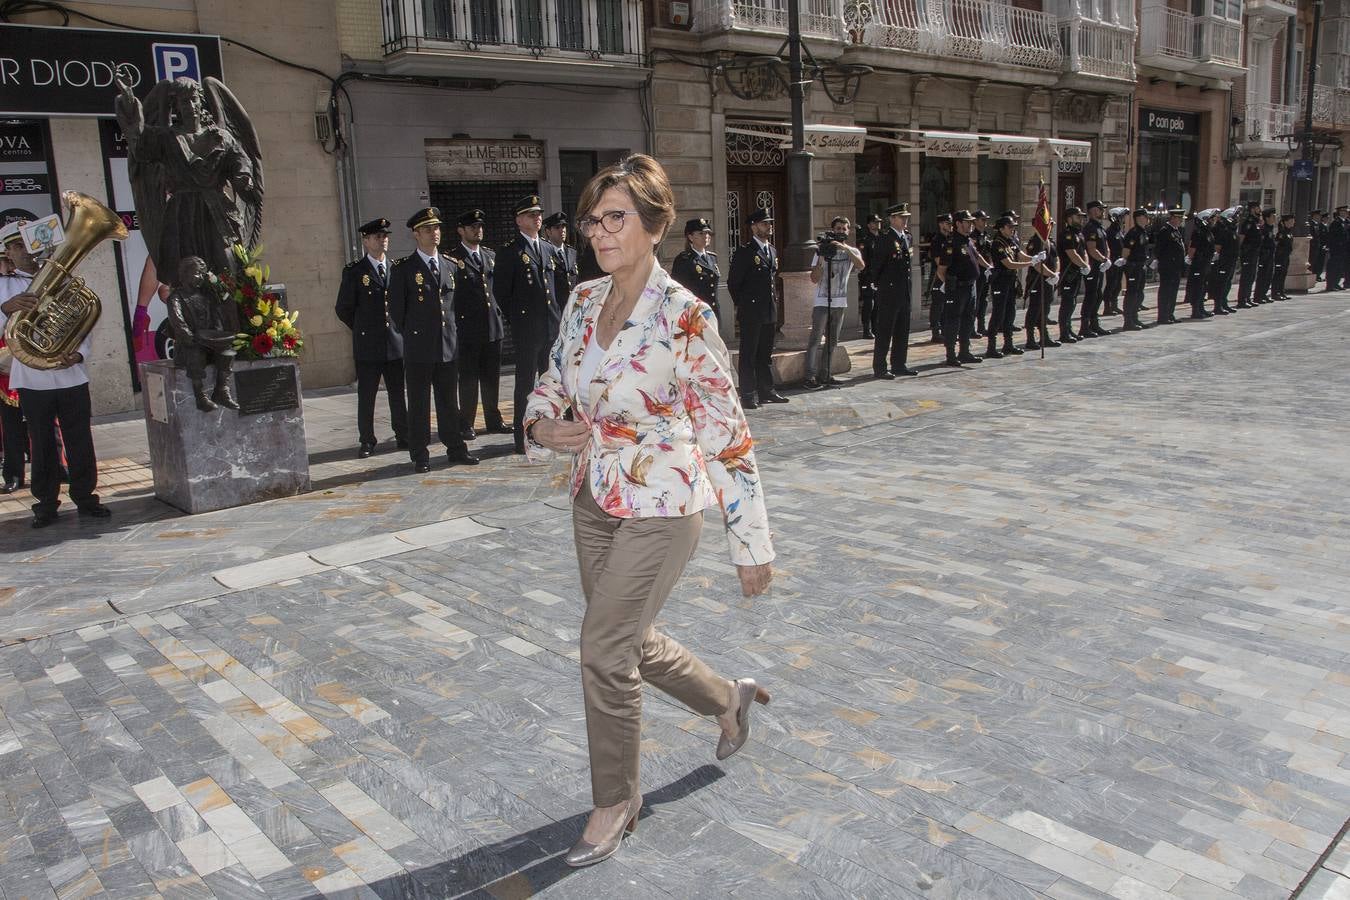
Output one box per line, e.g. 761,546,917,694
393,253,413,266
445,254,464,268
344,258,362,270
705,250,717,258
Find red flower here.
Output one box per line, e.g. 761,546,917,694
241,284,257,299
243,305,256,318
282,335,297,350
251,333,274,355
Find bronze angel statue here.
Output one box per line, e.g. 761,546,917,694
114,72,263,287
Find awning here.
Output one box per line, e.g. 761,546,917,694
1046,138,1092,163
922,131,981,158
724,122,867,155
986,134,1040,161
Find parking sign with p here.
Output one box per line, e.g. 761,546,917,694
153,43,201,83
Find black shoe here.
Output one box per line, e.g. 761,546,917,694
929,333,943,344
1167,317,1180,324
862,330,874,340
413,459,431,473
1059,333,1078,344
396,438,410,450
448,449,480,466
1124,323,1145,331
1024,341,1041,351
892,367,919,377
77,502,112,519
357,442,376,459
1214,308,1231,315
762,392,789,404
941,358,963,368
1077,330,1097,339
985,348,1004,359
873,370,896,380
973,329,985,339
1045,338,1062,347
0,478,22,494
1238,301,1254,308
1274,295,1287,301
957,353,983,364
1002,345,1024,355
802,378,822,391
460,427,477,441
741,396,760,409
32,511,57,529
824,377,845,386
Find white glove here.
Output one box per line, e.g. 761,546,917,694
1033,251,1046,264
1149,260,1159,271
1098,261,1111,274
1047,274,1060,287
1185,255,1193,266
1112,257,1126,268
1079,266,1091,276
937,281,946,295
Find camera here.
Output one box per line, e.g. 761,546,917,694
816,231,846,258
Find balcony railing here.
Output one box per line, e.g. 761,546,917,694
1238,97,1297,143
1060,17,1136,81
691,0,845,40
1139,2,1242,73
851,0,1062,70
1308,84,1350,128
382,0,643,63
1244,0,1296,17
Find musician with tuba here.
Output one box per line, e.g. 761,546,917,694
0,220,111,528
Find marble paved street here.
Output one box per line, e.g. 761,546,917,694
2,295,1350,898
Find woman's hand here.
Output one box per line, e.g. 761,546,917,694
531,418,591,453
737,563,773,597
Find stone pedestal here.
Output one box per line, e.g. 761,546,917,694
778,270,816,350
140,358,310,515
1287,236,1316,294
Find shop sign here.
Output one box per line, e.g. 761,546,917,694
801,125,866,155
426,139,546,181
0,24,223,117
0,120,45,162
1139,108,1200,136
1241,166,1262,185
986,135,1040,161
922,131,979,158
1046,138,1092,163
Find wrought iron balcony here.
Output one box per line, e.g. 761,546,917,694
1138,2,1242,78
381,0,646,85
690,0,846,40
1307,84,1350,129
1060,16,1136,82
1236,96,1298,147
1243,0,1295,19
845,0,1062,70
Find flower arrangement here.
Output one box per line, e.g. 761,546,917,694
210,244,303,360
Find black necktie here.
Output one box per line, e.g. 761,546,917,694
472,252,481,269
377,263,385,280
428,258,437,279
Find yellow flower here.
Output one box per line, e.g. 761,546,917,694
281,316,292,330
249,314,263,327
266,326,278,339
288,310,299,324
256,299,271,316
244,265,263,284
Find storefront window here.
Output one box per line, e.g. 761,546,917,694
919,154,955,240
853,140,895,230
977,157,1009,218
1137,108,1200,211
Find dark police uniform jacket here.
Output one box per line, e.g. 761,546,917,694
1256,223,1276,263
872,226,913,295
1187,222,1214,273
1057,226,1086,283
1083,219,1108,269
335,256,402,363
1122,226,1150,269
1275,224,1294,264
548,242,578,313
1156,224,1187,276
446,244,504,344
493,233,560,344
990,236,1018,290
670,247,721,313
1212,218,1239,265
942,232,978,284
727,239,778,326
1239,217,1263,261
1024,233,1055,297
388,250,458,365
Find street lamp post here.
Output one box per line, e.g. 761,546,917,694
785,0,816,271
1293,0,1323,235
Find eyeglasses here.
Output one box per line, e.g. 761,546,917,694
577,210,641,238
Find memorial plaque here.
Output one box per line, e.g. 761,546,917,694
234,364,299,415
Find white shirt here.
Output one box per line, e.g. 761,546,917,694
366,254,387,277
520,232,541,258
755,238,773,257
460,242,482,266
577,337,606,408
0,269,91,391
417,248,440,274
809,252,853,308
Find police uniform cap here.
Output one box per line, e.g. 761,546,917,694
1001,209,1020,221
407,207,442,230
457,208,486,227
936,212,953,224
684,217,712,235
1063,206,1084,218
543,212,568,229
1132,207,1151,218
973,209,989,220
885,202,909,217
1261,207,1278,217
1109,207,1130,218
1168,207,1186,217
995,215,1015,229
1312,209,1323,216
359,217,391,236
953,209,975,222
0,220,28,246
747,208,773,224
515,195,543,216
1085,200,1104,212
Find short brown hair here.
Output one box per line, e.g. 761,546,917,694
576,154,676,242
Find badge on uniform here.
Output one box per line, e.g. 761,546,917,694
754,255,762,265
695,264,703,273
521,252,531,265
362,274,370,286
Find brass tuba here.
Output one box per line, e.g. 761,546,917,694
4,191,129,370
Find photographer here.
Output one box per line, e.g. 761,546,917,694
804,216,864,390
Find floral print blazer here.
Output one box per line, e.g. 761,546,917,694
524,262,774,567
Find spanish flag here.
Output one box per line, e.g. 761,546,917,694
1033,176,1051,242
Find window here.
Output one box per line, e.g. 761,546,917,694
558,0,585,50
515,0,545,46
978,157,1009,219
598,0,626,54
559,151,599,238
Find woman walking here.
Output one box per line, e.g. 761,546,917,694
523,154,775,868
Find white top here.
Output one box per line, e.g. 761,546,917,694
577,337,606,407
809,252,853,308
0,269,92,391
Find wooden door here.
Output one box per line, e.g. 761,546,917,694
726,170,787,324
1057,172,1085,223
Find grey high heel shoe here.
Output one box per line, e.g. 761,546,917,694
716,678,772,761
564,795,642,868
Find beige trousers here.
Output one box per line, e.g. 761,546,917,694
573,481,731,806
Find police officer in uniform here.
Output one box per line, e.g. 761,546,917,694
1102,208,1127,316
1056,207,1089,343
1022,221,1058,350
1309,211,1327,284
1207,207,1240,315
388,207,479,473
1271,213,1294,301
1236,200,1263,308
494,195,559,452
927,213,953,343
936,210,984,367
972,210,992,337
870,202,918,379
1154,207,1186,324
1080,201,1111,337
670,217,721,320
1183,209,1216,319
335,217,409,458
1252,207,1278,304
1119,208,1152,330
985,215,1034,358
1323,205,1349,292
857,213,883,338
447,208,510,440
544,212,578,313
727,208,786,407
